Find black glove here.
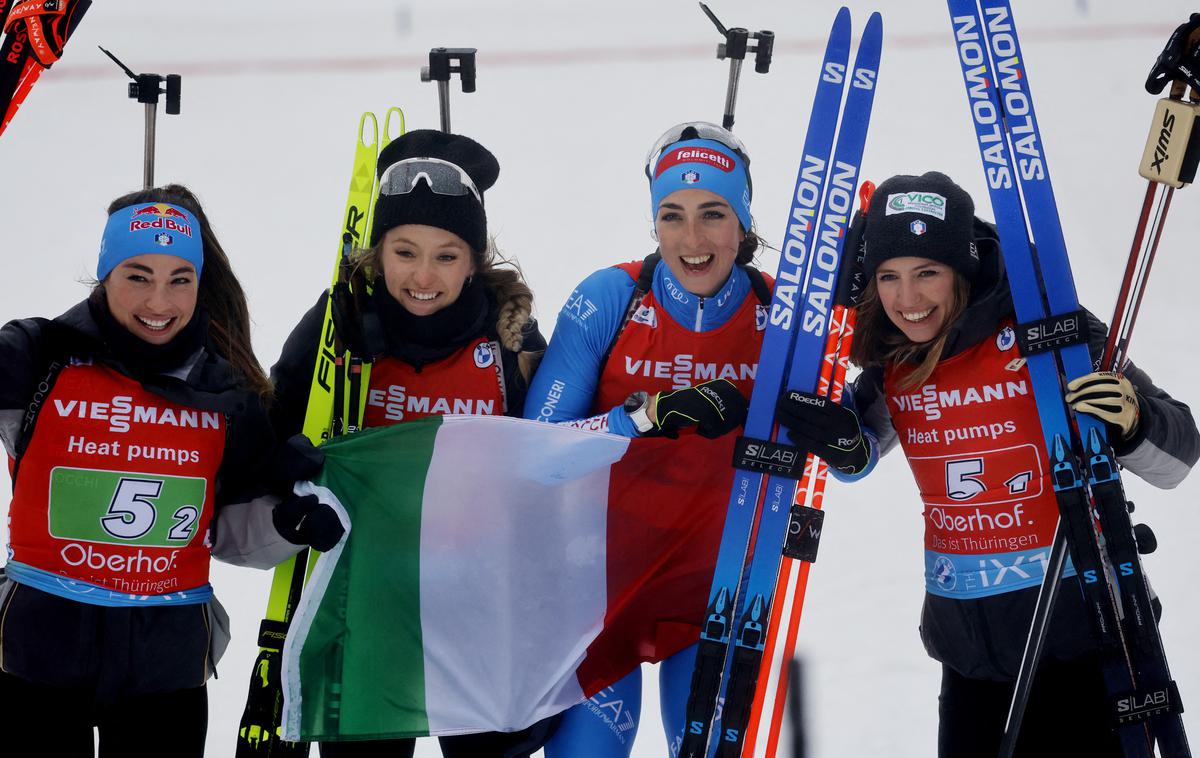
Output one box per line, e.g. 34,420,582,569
653,379,749,439
269,434,325,492
273,493,345,552
775,390,870,475
1147,13,1200,94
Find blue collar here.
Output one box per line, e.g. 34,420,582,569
651,262,751,333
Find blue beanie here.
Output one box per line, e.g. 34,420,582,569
98,203,204,281
649,138,752,231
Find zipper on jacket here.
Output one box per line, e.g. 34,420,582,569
695,297,705,331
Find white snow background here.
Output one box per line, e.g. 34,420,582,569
2,1,1198,755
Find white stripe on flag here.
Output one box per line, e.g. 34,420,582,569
419,416,629,734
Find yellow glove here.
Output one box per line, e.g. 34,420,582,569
1064,371,1140,439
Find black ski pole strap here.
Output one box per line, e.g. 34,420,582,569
1015,310,1087,356
733,434,805,479
782,504,825,563
4,0,87,66
1112,680,1184,726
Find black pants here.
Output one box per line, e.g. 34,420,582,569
938,659,1123,758
319,715,560,758
0,670,207,758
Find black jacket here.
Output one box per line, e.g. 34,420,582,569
851,222,1200,681
0,299,296,698
271,284,546,437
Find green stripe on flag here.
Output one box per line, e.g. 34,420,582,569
299,415,443,739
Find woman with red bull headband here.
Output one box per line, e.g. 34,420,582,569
523,122,764,756
0,185,307,756
270,129,552,757
777,171,1200,756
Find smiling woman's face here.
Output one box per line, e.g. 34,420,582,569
104,253,198,345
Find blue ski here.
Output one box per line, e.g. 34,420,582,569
710,13,882,758
948,0,1189,755
679,9,879,758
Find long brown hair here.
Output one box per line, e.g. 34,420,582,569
849,272,971,390
737,229,764,266
101,184,272,397
353,234,535,354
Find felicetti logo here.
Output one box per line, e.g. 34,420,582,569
654,147,734,177
129,204,194,238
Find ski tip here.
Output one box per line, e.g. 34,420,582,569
863,10,884,39
833,6,851,30
358,111,379,148
383,106,406,146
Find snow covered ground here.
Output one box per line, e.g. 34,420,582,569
2,1,1199,755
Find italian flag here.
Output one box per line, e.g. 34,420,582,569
280,414,736,742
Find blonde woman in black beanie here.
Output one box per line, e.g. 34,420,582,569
775,172,1199,757
269,130,552,758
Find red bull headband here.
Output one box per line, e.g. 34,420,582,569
98,203,204,281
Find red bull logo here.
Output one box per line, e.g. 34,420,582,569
128,205,194,238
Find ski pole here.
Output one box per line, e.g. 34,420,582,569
698,3,773,131
1106,25,1200,370
0,0,92,139
420,47,476,133
99,46,181,189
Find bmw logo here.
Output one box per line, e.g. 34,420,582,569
473,343,495,369
933,555,956,591
996,326,1016,352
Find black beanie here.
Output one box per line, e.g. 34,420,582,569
369,129,500,251
862,171,979,281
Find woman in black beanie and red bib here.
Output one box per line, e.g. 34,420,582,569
270,130,552,757
777,171,1200,756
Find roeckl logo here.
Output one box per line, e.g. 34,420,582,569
698,385,726,414
1150,108,1176,174
789,392,825,408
